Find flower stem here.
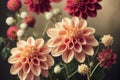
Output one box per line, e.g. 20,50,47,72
90,61,101,77
42,21,50,36
87,73,90,80
67,70,78,80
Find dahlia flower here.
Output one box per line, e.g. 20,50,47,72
64,0,102,19
23,14,36,27
8,37,54,80
24,0,51,14
7,0,21,11
97,49,116,69
50,0,62,3
7,26,19,40
47,17,98,63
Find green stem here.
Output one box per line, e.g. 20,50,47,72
67,70,77,80
42,21,50,36
90,61,101,77
87,73,90,80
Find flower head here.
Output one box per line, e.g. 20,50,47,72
8,37,54,80
64,0,102,19
101,34,113,47
54,65,62,74
6,17,16,25
97,49,116,69
23,14,36,27
7,0,21,11
78,64,89,75
47,17,98,63
7,26,19,40
24,0,51,14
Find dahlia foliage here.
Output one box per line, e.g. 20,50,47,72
0,0,118,80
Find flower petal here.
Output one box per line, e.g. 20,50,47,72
23,63,30,74
18,69,27,80
87,10,97,17
8,54,20,64
26,71,34,80
40,61,48,70
83,27,95,36
71,17,80,27
27,37,35,46
35,38,44,49
38,54,47,61
17,40,27,48
40,45,51,54
82,45,94,56
31,57,40,66
55,22,64,29
41,70,49,77
79,19,87,28
62,49,74,63
10,62,23,75
74,42,82,53
45,54,54,67
11,48,20,55
75,52,86,63
62,17,71,26
47,28,59,38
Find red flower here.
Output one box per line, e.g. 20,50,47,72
23,14,36,27
97,49,116,69
7,0,21,11
7,26,19,40
24,0,51,14
64,0,102,19
50,0,62,3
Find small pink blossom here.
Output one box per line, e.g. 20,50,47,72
7,26,19,40
8,37,54,80
24,0,51,14
23,14,36,27
7,0,21,11
97,49,116,69
47,17,98,63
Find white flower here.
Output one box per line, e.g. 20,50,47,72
54,65,62,74
17,29,24,38
20,23,28,30
78,64,89,75
101,34,113,46
45,12,54,20
53,8,61,15
6,17,15,25
20,11,28,19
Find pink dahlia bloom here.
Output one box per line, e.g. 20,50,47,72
97,49,116,69
7,26,18,40
7,0,21,11
64,0,102,19
47,17,98,63
23,14,36,27
8,37,54,80
24,0,51,14
50,0,62,3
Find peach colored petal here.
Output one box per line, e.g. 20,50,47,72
68,42,74,49
41,70,49,77
82,45,94,56
79,19,87,29
78,37,86,45
58,30,67,36
62,49,74,63
38,54,47,61
83,27,95,36
35,38,44,49
74,42,82,53
55,22,64,29
18,69,26,80
40,45,51,54
47,39,54,47
23,63,30,74
62,17,71,26
27,37,35,46
10,62,23,75
75,52,86,63
53,37,63,44
31,57,40,66
45,54,54,67
47,28,59,38
40,61,48,70
71,17,80,27
8,55,19,64
30,63,41,76
17,40,27,48
10,48,20,55
26,71,34,80
85,36,99,46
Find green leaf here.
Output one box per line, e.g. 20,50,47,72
1,47,10,60
0,37,5,46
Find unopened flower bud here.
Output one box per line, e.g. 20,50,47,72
20,11,28,19
20,23,28,30
45,12,54,20
6,17,15,25
53,8,61,15
54,65,62,74
78,64,89,75
101,34,113,46
17,29,24,38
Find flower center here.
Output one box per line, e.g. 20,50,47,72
20,45,39,58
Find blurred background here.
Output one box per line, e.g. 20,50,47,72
0,0,120,80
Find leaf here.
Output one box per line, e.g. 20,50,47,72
0,37,5,46
1,47,10,60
